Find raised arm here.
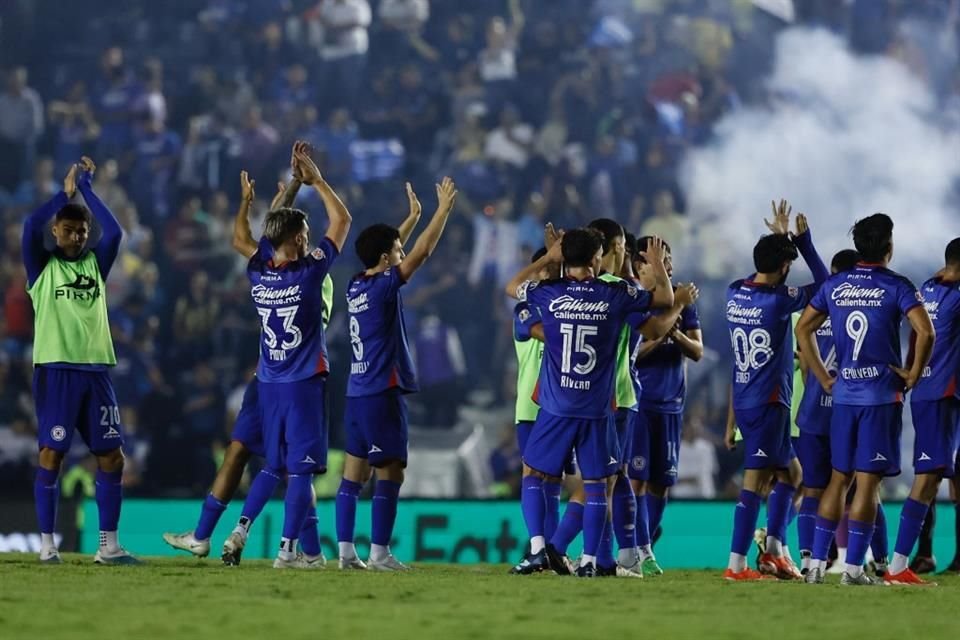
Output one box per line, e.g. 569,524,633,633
397,182,423,246
638,284,698,341
22,166,72,286
398,178,457,282
794,305,832,393
506,239,563,299
793,213,828,283
270,141,308,211
232,171,258,259
294,148,352,252
76,157,122,278
672,325,704,362
638,236,674,309
891,306,935,390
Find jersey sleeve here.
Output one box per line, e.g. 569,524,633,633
809,280,829,313
305,236,340,280
382,267,407,298
897,277,923,315
621,282,654,315
516,280,540,304
681,303,701,331
778,283,817,315
513,302,541,342
627,310,653,330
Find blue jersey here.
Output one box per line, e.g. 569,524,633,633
797,317,836,435
247,236,339,383
727,279,817,411
632,304,701,414
518,277,653,419
346,268,417,397
810,263,922,406
911,277,960,402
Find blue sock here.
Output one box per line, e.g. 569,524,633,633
846,518,874,567
371,480,402,546
299,505,321,556
871,503,889,561
551,501,583,554
281,474,313,541
195,494,228,541
336,478,363,543
813,516,838,561
635,493,651,547
543,482,562,541
730,490,762,555
95,469,123,532
598,517,615,568
766,482,796,543
34,468,59,534
893,498,929,558
647,494,667,537
520,476,545,539
783,500,798,548
797,496,819,553
582,482,607,558
240,468,282,525
612,476,637,551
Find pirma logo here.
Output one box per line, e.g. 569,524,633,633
55,274,100,300
51,426,66,442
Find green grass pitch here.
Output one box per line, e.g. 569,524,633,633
1,554,958,639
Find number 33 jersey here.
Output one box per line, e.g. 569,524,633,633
517,278,653,419
726,278,817,411
345,268,417,397
247,236,339,383
810,263,922,406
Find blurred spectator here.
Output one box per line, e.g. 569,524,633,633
128,116,183,221
92,47,140,161
671,420,719,499
9,157,58,209
0,68,44,191
316,0,373,112
484,104,534,170
172,270,220,367
412,312,467,428
47,81,101,177
640,188,690,257
234,105,280,181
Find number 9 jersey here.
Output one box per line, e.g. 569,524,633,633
517,277,653,419
247,236,340,382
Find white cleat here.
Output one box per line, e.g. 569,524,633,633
221,531,246,566
616,562,645,579
39,548,62,564
273,553,316,569
302,552,327,569
339,555,368,570
367,554,410,572
162,531,211,558
94,547,143,565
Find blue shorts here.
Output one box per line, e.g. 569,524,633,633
518,419,577,476
911,399,960,478
344,391,409,468
524,410,619,481
627,409,681,487
735,404,793,470
230,378,264,457
831,403,902,476
615,408,633,465
34,367,124,454
259,377,328,475
796,431,832,489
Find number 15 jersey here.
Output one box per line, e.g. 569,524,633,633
247,236,339,383
517,277,653,419
809,263,922,406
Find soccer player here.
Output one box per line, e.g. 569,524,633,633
796,213,934,586
335,177,458,571
24,157,139,564
506,229,675,577
630,236,703,574
247,146,351,569
794,249,862,575
883,238,960,585
722,202,828,581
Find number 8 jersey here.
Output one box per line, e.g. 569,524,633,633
248,236,339,382
809,263,922,405
518,277,653,419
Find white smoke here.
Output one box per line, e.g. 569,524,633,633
682,28,960,280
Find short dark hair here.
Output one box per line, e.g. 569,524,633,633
623,233,637,260
355,223,400,268
264,207,308,249
752,234,798,273
633,235,672,264
561,228,603,268
945,238,960,266
55,204,91,224
831,249,861,272
587,218,624,255
851,213,893,263
531,247,547,263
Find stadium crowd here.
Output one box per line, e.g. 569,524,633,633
0,0,957,498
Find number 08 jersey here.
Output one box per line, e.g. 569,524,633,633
518,277,653,419
248,236,339,383
810,263,922,406
727,278,816,411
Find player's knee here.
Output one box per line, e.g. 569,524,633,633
648,482,667,498
38,448,65,472
96,448,125,473
375,461,405,484
913,474,941,503
224,441,251,468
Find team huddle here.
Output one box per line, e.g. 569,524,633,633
20,145,959,583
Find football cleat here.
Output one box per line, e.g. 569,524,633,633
162,531,211,558
221,531,246,566
884,568,936,587
273,553,314,569
339,555,368,570
722,567,772,581
575,562,596,578
39,548,62,564
753,527,767,568
367,553,411,572
804,567,824,584
840,571,884,586
758,553,801,580
873,560,888,578
94,547,143,565
545,544,573,575
909,555,936,575
642,556,664,576
302,552,327,569
616,561,644,579
510,550,548,575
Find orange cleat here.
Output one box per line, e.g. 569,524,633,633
758,553,802,580
884,568,937,587
723,567,774,581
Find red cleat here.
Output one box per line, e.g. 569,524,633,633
758,553,802,580
723,567,774,581
884,568,937,587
